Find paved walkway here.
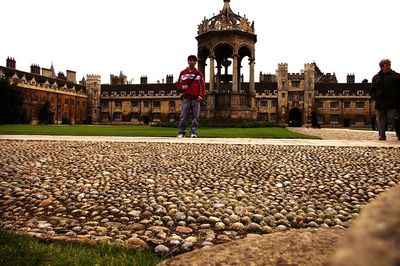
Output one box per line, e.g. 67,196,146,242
0,132,399,147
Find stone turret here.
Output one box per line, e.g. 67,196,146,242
303,63,317,125
86,74,101,124
276,63,289,123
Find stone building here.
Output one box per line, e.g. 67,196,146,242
0,0,375,127
0,57,87,124
91,0,373,128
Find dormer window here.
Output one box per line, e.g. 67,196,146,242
328,90,334,95
129,91,135,96
343,90,349,96
30,77,37,85
148,91,154,96
139,91,145,96
111,91,117,96
12,73,19,80
357,90,364,96
121,91,126,96
159,90,165,95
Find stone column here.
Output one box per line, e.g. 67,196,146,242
209,55,215,92
249,57,256,109
232,54,238,92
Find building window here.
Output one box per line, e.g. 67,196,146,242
101,101,109,108
148,91,154,96
258,113,268,121
169,113,176,121
153,113,161,121
271,100,277,108
328,90,334,95
260,100,268,108
159,90,165,95
330,101,339,109
317,101,324,109
111,91,117,96
113,112,122,120
131,112,139,120
318,115,324,123
101,112,110,121
169,101,176,108
271,113,277,122
129,91,136,96
144,101,150,108
139,91,145,96
121,91,126,96
292,80,300,88
299,94,304,102
330,115,340,124
64,99,69,105
288,93,293,101
355,115,364,123
153,101,161,108
357,90,364,96
131,100,139,107
356,101,365,109
344,101,351,109
115,100,122,108
343,90,350,96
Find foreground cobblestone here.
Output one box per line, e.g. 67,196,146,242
0,140,399,254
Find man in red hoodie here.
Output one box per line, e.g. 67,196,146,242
176,55,206,138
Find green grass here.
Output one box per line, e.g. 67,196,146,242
0,228,165,266
0,125,319,139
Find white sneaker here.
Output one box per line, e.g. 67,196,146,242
177,134,185,138
191,134,197,138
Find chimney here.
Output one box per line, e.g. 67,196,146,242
6,57,16,69
42,68,52,78
140,75,148,85
166,74,174,84
347,73,355,84
30,64,40,74
66,70,76,83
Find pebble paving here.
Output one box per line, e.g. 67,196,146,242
0,138,399,254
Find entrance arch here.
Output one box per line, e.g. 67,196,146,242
288,108,303,127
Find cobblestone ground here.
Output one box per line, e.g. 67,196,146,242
288,127,398,141
0,140,399,254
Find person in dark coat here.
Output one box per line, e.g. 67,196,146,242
370,59,400,140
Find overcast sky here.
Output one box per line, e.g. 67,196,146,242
1,0,399,84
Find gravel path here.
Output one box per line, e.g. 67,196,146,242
1,139,399,255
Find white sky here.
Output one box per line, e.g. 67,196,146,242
1,0,399,84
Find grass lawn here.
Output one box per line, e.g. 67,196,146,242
0,125,319,139
0,228,165,266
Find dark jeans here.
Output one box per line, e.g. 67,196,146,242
377,108,400,139
178,98,200,135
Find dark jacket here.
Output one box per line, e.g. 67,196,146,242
370,70,400,110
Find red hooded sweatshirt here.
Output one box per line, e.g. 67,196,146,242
176,68,206,100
